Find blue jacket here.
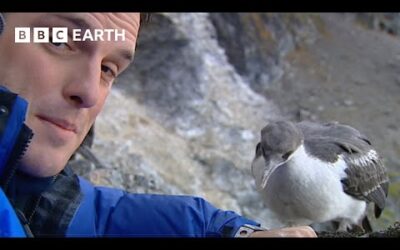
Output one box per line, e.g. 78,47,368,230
0,188,25,237
0,86,30,237
66,177,259,237
0,86,260,237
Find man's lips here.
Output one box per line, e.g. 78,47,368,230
37,115,77,133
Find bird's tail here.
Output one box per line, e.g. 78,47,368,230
361,216,373,233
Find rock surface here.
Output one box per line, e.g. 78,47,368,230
70,13,400,231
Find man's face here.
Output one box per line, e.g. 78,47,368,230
0,13,140,177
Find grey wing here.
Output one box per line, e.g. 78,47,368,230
342,151,389,218
298,121,372,146
298,120,372,162
298,121,389,217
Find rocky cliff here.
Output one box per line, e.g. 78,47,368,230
70,13,400,231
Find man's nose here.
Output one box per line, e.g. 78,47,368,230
64,59,102,108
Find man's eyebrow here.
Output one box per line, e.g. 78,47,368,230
50,14,94,30
118,49,134,63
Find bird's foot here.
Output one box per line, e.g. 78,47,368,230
336,221,365,235
336,221,351,232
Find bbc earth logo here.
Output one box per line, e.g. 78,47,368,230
15,27,126,43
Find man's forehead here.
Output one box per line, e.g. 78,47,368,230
39,13,139,61
44,13,139,35
23,13,138,45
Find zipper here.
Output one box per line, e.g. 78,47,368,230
15,208,35,238
1,123,33,190
0,123,35,237
0,87,35,237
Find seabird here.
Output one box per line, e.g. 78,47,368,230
251,120,389,232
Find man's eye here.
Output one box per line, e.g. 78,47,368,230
51,42,67,47
101,65,117,86
49,36,70,50
101,65,117,78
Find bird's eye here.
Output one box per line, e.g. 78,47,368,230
282,151,293,160
255,142,261,155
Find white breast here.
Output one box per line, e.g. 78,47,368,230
260,144,367,227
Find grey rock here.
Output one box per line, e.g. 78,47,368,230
69,13,400,231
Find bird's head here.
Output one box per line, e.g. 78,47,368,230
251,120,303,189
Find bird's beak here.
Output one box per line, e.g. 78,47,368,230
260,157,287,189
